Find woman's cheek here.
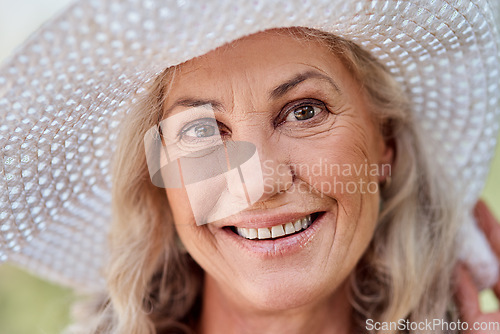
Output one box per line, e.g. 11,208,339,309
292,134,380,241
296,139,377,200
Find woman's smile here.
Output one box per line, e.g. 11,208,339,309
216,210,334,258
207,193,336,257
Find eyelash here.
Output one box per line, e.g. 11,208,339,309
276,98,329,126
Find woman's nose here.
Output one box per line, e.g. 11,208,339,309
224,135,293,205
258,146,294,201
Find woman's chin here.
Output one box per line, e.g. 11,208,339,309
229,258,347,312
239,282,324,312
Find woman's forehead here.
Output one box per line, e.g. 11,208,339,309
164,29,354,108
174,29,337,81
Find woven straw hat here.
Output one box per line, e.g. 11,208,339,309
1,0,499,292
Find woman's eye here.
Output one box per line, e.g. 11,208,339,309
179,118,221,148
285,104,323,122
184,123,216,138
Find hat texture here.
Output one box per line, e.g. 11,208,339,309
0,0,499,292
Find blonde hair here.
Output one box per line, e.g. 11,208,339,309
69,28,460,334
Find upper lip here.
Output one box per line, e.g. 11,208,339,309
214,209,323,229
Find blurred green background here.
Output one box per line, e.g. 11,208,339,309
0,0,499,333
0,1,81,333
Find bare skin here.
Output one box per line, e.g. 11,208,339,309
164,30,392,334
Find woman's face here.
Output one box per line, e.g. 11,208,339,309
164,30,392,311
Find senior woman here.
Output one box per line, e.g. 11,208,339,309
0,0,500,334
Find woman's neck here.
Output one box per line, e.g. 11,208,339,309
197,275,353,334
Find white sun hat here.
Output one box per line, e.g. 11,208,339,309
0,0,499,292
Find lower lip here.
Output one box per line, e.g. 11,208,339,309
218,212,333,258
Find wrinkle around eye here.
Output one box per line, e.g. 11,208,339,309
278,115,337,139
289,102,361,139
277,103,353,139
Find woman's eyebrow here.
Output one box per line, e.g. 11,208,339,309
164,98,224,115
164,70,339,115
269,70,340,100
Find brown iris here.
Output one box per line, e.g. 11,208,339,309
293,105,316,120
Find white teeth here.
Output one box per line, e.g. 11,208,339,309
236,227,247,238
301,218,308,229
284,222,295,235
247,228,258,239
235,214,313,240
294,219,302,232
258,228,271,239
271,225,285,238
